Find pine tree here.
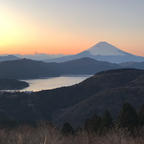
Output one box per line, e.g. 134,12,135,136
117,103,138,130
138,104,144,126
84,114,102,133
61,122,74,135
101,110,113,130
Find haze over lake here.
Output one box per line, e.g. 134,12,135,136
21,75,91,92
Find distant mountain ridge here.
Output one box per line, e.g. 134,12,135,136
17,54,64,61
46,42,144,63
0,55,20,62
0,58,120,79
1,56,144,80
120,61,144,69
1,42,144,63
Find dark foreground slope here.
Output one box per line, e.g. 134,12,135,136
0,79,29,90
0,69,144,127
52,69,144,126
0,58,119,79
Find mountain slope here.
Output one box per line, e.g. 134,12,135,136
0,79,29,90
59,57,120,75
0,58,120,79
17,54,64,61
0,59,59,79
46,42,144,63
0,69,144,127
87,41,129,56
121,62,144,69
0,55,20,62
52,69,144,126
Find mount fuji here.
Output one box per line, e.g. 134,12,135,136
46,42,144,63
87,41,129,56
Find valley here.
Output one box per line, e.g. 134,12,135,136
0,69,144,128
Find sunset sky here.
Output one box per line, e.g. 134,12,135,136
0,0,144,56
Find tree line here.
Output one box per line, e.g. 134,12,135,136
1,102,144,136
61,103,144,135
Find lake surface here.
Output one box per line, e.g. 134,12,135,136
21,75,91,92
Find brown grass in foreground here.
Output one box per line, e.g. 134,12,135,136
0,124,144,144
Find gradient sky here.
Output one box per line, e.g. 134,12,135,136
0,0,144,55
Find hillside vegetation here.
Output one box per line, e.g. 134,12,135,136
0,79,29,90
0,69,144,127
0,58,119,79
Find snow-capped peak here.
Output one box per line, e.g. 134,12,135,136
88,41,128,56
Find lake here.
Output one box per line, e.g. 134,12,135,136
21,75,91,92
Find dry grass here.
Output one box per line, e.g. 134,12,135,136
0,124,144,144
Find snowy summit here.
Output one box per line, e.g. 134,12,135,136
88,42,128,56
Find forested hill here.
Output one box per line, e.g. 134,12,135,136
0,79,29,90
0,69,144,127
0,58,120,79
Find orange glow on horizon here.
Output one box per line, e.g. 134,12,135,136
0,42,144,57
0,6,144,56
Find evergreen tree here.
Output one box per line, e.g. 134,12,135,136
61,122,74,135
101,110,113,130
138,104,144,126
84,114,102,133
117,103,138,130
